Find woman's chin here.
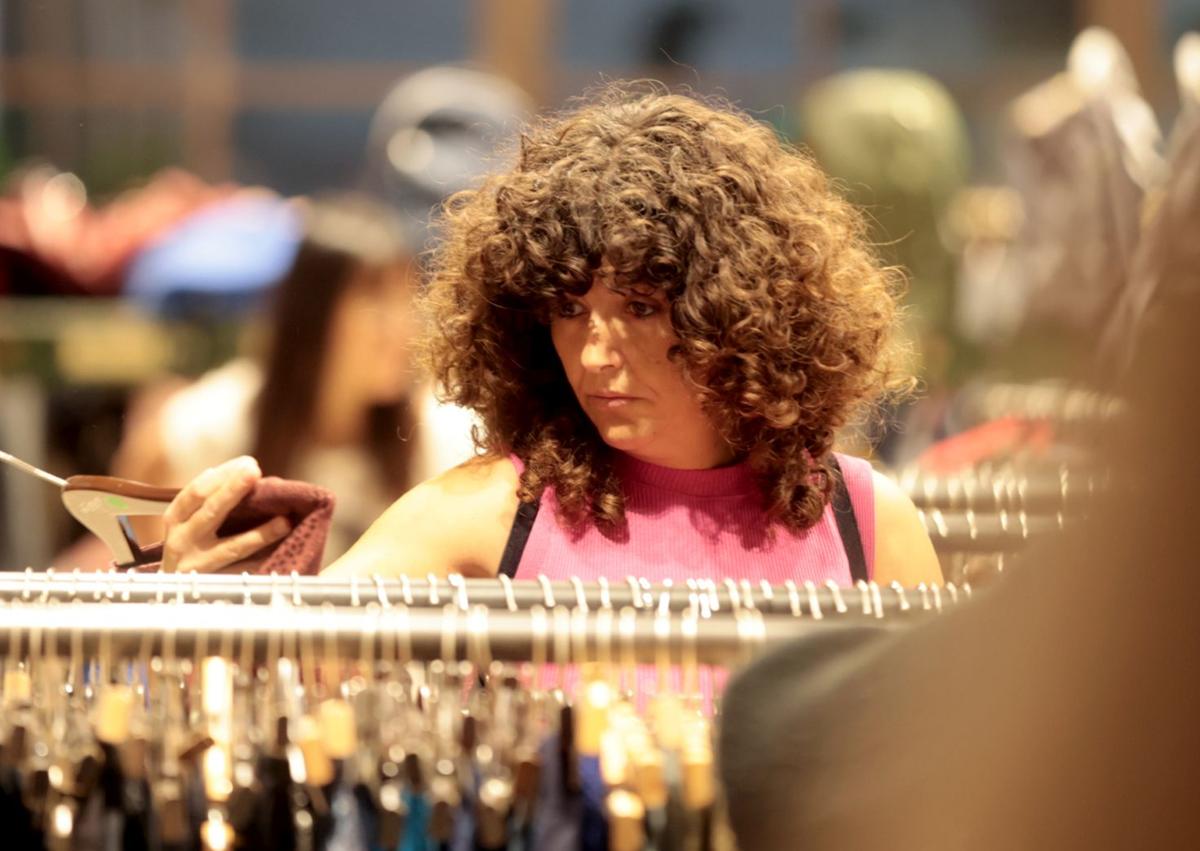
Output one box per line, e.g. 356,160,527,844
597,426,646,453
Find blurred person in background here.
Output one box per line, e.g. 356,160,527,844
104,193,476,564
800,70,973,464
152,85,942,590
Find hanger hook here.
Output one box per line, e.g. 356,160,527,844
529,605,548,694
570,576,589,614
617,606,637,698
868,581,885,619
498,574,517,613
322,602,340,691
42,567,55,604
289,571,302,608
723,578,741,614
551,604,571,698
783,580,800,618
537,575,556,609
447,573,468,613
625,576,642,609
597,576,612,612
824,579,848,615
395,602,412,670
654,589,671,695
360,601,379,680
595,599,614,678
856,579,872,616
803,580,823,620
238,576,255,680
738,578,755,611
372,574,391,609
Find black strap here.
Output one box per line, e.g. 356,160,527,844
497,499,540,578
828,456,869,584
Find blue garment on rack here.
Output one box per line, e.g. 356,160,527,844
529,735,607,851
400,788,431,851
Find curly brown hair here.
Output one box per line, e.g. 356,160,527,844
422,83,906,534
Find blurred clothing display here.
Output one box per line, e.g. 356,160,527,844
1098,35,1200,377
962,27,1163,345
364,66,533,247
801,69,970,354
124,193,303,321
800,69,972,465
0,167,240,297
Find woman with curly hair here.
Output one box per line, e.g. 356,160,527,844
161,86,940,587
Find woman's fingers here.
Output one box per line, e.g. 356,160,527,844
187,458,261,538
163,516,291,574
210,516,292,567
160,455,277,574
162,456,259,527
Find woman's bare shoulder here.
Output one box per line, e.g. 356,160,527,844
323,454,522,578
869,469,943,586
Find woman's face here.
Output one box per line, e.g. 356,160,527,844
322,263,416,411
550,277,734,469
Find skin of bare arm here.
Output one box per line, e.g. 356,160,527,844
319,455,520,579
870,470,943,587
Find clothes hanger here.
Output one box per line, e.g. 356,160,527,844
1,448,177,568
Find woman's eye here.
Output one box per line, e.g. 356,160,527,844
555,300,585,318
627,300,659,318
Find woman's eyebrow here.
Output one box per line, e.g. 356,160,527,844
608,282,662,298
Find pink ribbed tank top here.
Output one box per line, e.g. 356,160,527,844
510,451,875,584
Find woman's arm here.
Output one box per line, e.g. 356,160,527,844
870,470,944,587
161,454,520,577
322,456,520,578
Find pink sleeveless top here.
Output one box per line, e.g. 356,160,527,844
510,451,875,584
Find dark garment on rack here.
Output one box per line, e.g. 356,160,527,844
0,763,46,850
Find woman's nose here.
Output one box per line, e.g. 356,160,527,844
580,317,622,371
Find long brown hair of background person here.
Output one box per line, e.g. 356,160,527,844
251,195,416,496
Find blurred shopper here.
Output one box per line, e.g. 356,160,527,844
800,70,972,463
111,194,476,563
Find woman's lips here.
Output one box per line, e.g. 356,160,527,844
588,393,639,409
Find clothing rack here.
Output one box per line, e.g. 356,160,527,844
959,381,1125,427
0,570,970,619
0,601,902,669
896,465,1102,514
918,507,1062,553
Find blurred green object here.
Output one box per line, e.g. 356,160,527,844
0,297,248,387
800,69,972,387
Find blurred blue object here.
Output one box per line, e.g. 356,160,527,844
124,194,302,320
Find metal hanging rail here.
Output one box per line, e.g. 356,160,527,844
0,599,922,668
0,570,972,618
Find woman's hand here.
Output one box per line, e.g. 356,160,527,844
160,456,291,573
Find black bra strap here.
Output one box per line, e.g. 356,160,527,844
497,499,540,578
828,456,869,584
